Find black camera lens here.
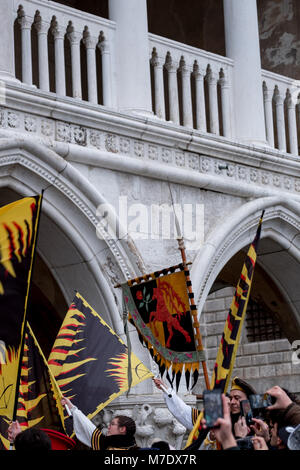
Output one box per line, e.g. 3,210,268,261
237,437,254,450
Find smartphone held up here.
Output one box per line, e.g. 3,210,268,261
203,389,223,428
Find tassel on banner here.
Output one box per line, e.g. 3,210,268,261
119,260,208,391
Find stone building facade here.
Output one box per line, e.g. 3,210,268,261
0,0,299,449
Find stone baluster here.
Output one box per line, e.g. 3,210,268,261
99,38,113,107
274,88,286,152
193,63,207,132
286,91,298,155
18,13,33,85
206,68,219,135
263,82,275,148
67,29,82,99
150,50,165,120
35,18,50,92
52,22,66,96
165,55,180,125
180,58,193,128
83,34,98,104
219,70,232,138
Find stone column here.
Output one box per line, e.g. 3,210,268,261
0,0,18,82
219,72,232,138
165,57,180,125
193,65,207,132
99,38,113,107
207,69,219,135
52,22,66,96
67,30,82,99
223,0,267,145
108,0,152,115
35,18,50,92
18,14,33,86
151,50,165,120
275,90,286,152
286,92,298,156
263,83,275,148
180,59,193,128
83,34,98,104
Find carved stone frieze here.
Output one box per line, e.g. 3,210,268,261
1,105,300,198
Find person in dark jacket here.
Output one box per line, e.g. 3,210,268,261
61,396,138,450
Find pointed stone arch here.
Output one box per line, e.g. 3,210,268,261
192,196,300,342
0,131,145,343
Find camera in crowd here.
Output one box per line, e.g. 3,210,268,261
203,389,223,428
236,436,254,450
249,393,276,419
240,399,254,426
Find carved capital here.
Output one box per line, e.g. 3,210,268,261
35,18,50,35
98,39,110,54
274,91,285,106
192,64,206,80
18,15,33,30
263,84,273,102
206,69,219,84
165,60,178,73
150,50,164,68
67,30,82,45
51,21,65,40
83,35,98,50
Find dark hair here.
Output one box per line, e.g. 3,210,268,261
14,428,52,451
281,388,300,405
114,415,136,437
151,440,170,450
266,387,300,427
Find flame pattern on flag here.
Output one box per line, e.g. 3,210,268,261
49,292,153,436
0,197,42,449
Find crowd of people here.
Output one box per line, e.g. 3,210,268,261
153,376,300,451
7,376,300,451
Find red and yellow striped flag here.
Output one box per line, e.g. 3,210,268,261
210,211,264,393
185,211,264,448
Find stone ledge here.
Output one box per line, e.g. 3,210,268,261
3,84,300,204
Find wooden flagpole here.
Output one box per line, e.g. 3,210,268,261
176,234,210,390
172,206,210,390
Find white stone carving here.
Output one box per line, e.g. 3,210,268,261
95,402,189,449
1,105,300,203
133,404,155,447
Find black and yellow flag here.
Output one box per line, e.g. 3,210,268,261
48,292,153,436
0,196,42,448
210,212,264,393
0,323,66,449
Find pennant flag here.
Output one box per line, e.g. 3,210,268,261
210,211,264,393
0,323,66,450
121,263,206,391
48,292,153,436
0,196,42,448
184,212,264,449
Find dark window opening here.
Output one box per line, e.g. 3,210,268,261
246,298,285,343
